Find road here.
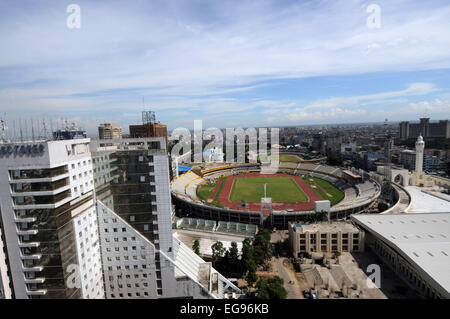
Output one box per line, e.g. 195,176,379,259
272,257,302,299
270,230,303,299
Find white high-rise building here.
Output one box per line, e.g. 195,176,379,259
91,138,240,299
0,227,12,299
415,135,425,175
0,136,238,299
0,138,104,299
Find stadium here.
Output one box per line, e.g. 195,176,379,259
171,155,381,229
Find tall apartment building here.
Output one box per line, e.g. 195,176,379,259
399,118,450,140
90,138,240,299
98,123,123,140
0,139,104,299
0,228,12,299
0,136,238,299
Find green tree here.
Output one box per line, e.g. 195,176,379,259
192,240,201,256
229,241,239,261
241,238,254,270
211,241,225,267
228,241,239,274
255,276,287,299
246,260,258,288
253,230,272,266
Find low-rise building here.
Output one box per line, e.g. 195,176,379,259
289,222,365,258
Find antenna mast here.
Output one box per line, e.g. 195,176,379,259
0,116,8,142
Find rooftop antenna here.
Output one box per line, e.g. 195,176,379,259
0,116,8,142
20,119,23,142
41,118,49,140
50,118,54,139
31,118,35,141
142,110,155,125
13,119,16,141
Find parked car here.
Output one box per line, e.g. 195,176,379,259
302,289,310,298
310,293,318,299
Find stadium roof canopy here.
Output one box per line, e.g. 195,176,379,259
405,186,450,213
343,170,362,179
178,165,192,173
351,213,450,297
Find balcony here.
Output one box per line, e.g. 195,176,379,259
20,254,42,260
10,166,68,180
26,289,47,296
11,178,70,195
14,216,37,223
24,277,46,284
9,173,70,184
22,266,44,272
11,185,71,197
18,242,40,248
13,190,72,210
16,229,38,236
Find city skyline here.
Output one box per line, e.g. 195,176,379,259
1,0,450,132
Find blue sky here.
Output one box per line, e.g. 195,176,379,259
1,0,450,134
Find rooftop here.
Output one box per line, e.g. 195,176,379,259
343,170,362,179
351,213,450,297
293,221,360,233
405,187,450,213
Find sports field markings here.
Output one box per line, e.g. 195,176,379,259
228,176,309,203
303,177,344,206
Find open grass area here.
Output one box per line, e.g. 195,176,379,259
302,177,344,206
196,177,227,208
229,176,308,203
258,154,302,163
276,154,302,163
196,180,217,201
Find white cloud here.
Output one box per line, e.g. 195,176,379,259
304,82,438,110
0,0,450,129
264,98,450,126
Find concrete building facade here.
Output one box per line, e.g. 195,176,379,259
0,139,104,299
90,138,239,299
98,123,122,140
289,222,365,258
399,118,450,140
352,213,450,299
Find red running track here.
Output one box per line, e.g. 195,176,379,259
208,176,223,201
213,173,321,212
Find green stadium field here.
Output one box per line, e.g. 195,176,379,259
258,154,302,163
302,177,344,206
228,176,308,203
